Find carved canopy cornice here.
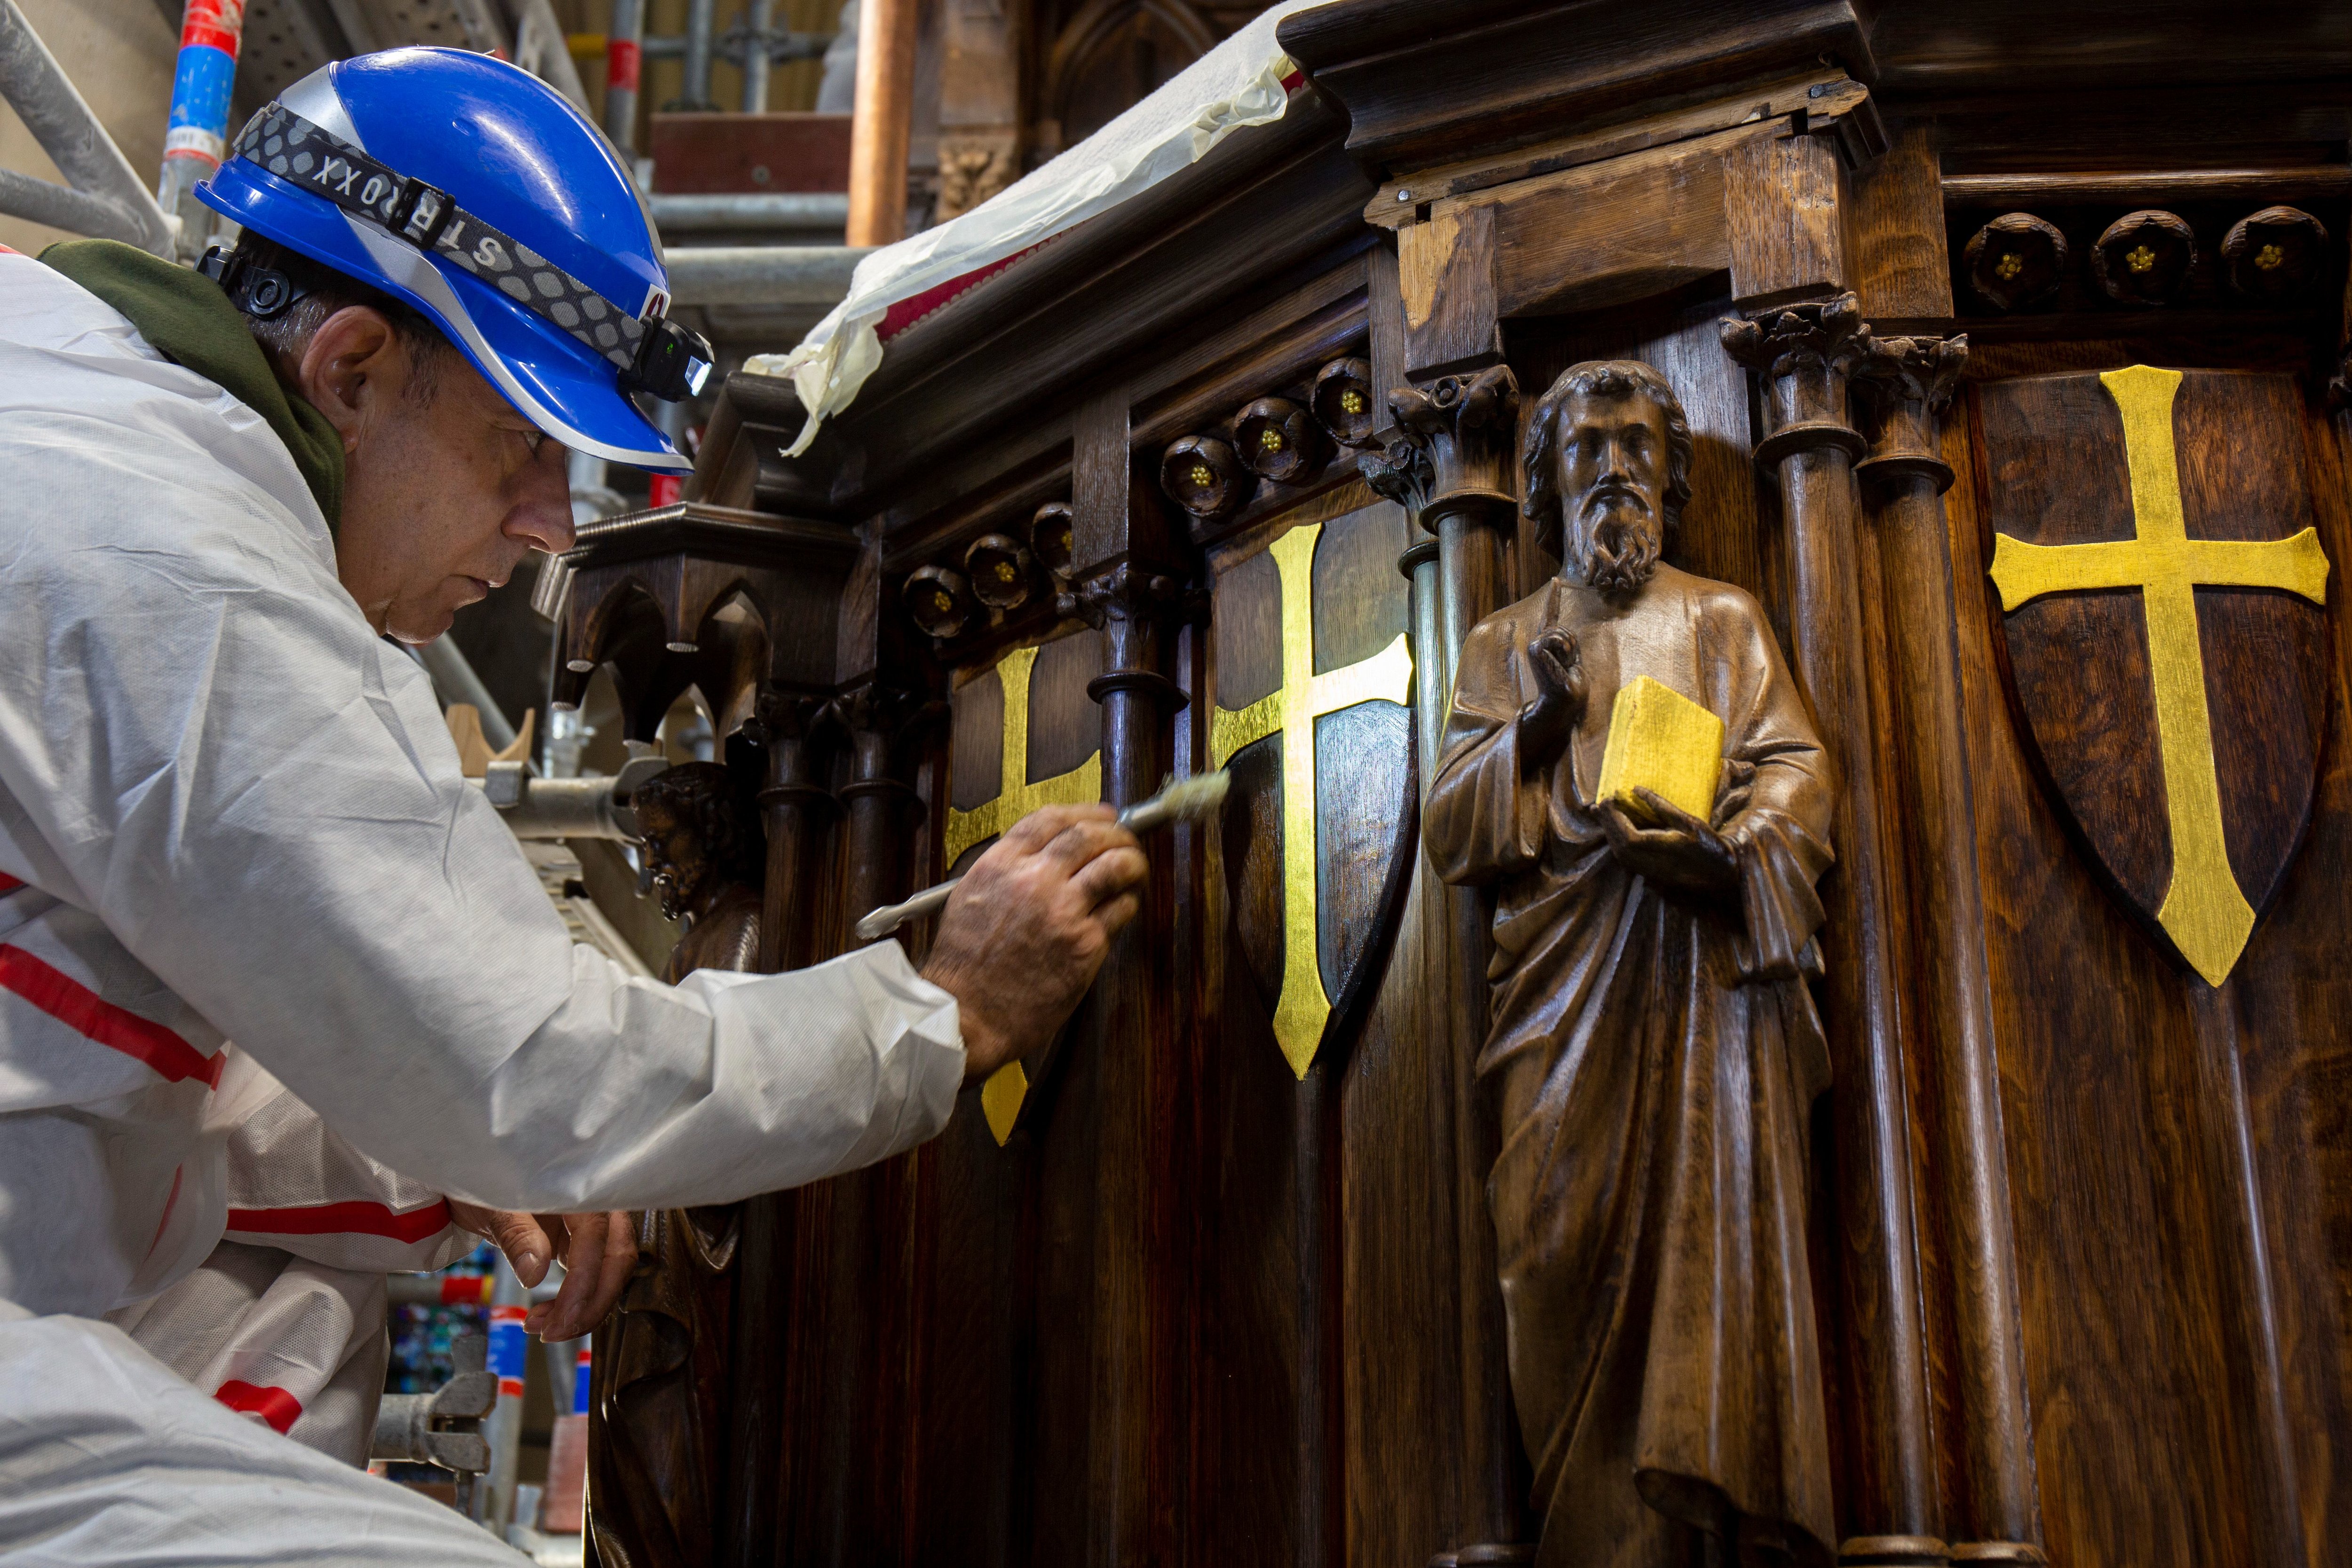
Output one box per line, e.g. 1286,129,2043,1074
1275,0,1873,168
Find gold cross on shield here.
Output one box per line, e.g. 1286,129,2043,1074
1988,364,2330,986
946,643,1102,1143
1210,521,1414,1077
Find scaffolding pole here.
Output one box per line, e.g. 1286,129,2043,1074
0,0,174,255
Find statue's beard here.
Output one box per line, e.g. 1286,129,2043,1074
651,867,699,923
1570,499,1662,598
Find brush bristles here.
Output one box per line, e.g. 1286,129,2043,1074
1156,770,1231,819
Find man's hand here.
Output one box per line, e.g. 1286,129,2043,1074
448,1202,638,1341
1518,629,1587,764
1600,786,1739,902
920,803,1148,1080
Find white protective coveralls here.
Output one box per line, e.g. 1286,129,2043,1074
0,250,966,1561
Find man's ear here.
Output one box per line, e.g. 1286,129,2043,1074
292,306,409,454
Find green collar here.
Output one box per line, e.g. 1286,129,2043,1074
40,239,345,531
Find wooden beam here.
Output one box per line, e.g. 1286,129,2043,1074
1942,167,2352,208
846,0,919,247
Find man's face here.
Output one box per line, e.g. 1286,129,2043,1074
1552,390,1669,597
332,337,576,644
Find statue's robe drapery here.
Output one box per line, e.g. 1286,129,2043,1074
1425,565,1838,1567
656,883,764,984
592,885,763,1568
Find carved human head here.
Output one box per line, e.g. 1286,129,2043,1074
632,761,762,922
1522,360,1694,599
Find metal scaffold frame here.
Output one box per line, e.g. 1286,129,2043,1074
0,0,175,254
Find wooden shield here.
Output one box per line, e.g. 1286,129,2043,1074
1209,486,1417,1076
1977,366,2332,985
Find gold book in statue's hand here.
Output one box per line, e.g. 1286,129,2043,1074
1593,676,1726,823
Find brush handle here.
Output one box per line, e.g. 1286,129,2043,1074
854,876,960,943
851,795,1169,943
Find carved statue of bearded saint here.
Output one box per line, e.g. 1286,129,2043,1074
588,761,763,1568
1424,361,1839,1567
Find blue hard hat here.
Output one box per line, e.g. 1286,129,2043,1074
197,48,702,472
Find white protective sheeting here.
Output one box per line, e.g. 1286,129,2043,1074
0,1300,529,1566
0,249,966,1339
745,0,1327,455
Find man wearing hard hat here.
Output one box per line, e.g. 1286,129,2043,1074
0,47,1145,1563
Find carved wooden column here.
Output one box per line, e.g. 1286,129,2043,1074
1373,365,1533,1564
1855,336,2045,1566
773,678,935,1568
721,688,839,1568
1060,558,1189,1568
1043,385,1196,1567
1721,294,1946,1568
1362,437,1445,792
835,682,932,943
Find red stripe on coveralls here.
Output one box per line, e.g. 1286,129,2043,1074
0,944,222,1086
0,873,23,893
215,1380,301,1434
226,1198,453,1243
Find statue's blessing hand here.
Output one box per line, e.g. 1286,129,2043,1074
1518,629,1587,763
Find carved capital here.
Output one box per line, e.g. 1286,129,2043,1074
829,681,938,746
1359,433,1435,515
1720,291,1870,466
1857,333,1968,412
746,690,840,809
1057,564,1195,712
830,681,936,812
936,134,1019,223
1384,363,1520,533
1854,334,1969,495
1055,563,1190,632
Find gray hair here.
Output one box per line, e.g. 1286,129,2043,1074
1521,359,1695,533
229,236,453,404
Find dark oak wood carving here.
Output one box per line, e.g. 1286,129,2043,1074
2090,209,2197,305
636,763,767,979
1722,294,1945,1564
1160,356,1393,525
1961,213,2068,312
963,533,1038,612
1427,360,1837,1567
551,13,2352,1567
588,762,766,1568
2221,205,2329,302
905,563,975,640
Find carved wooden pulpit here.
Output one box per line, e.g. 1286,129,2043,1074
539,4,2352,1564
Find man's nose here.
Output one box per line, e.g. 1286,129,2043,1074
507,452,579,555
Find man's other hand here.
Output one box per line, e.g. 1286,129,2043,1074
448,1203,638,1340
919,803,1148,1081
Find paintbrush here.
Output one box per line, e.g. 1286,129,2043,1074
852,770,1232,942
